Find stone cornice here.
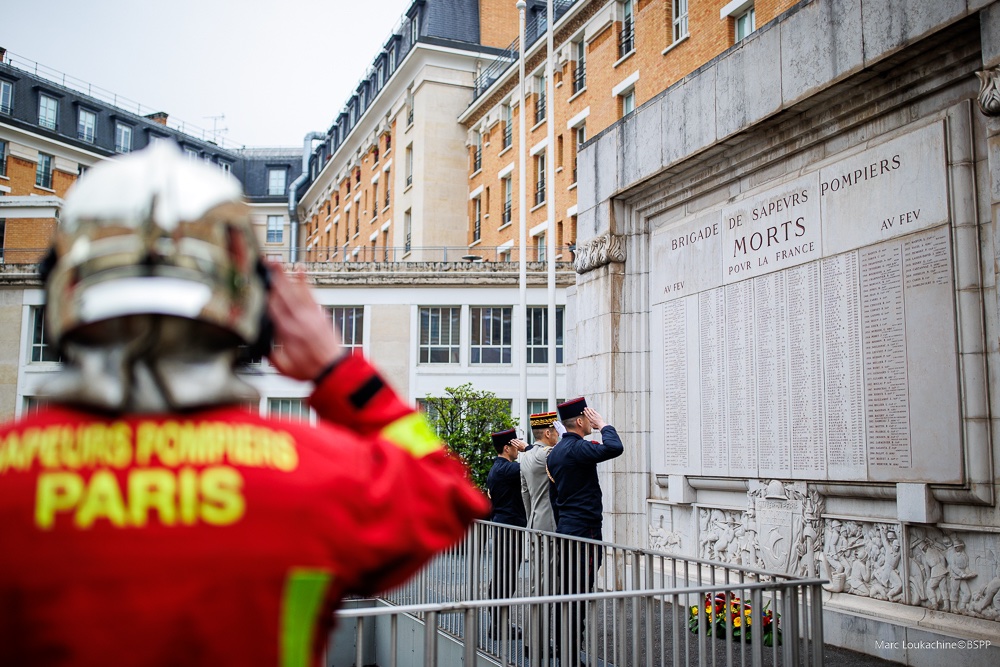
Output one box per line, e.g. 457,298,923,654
0,262,577,288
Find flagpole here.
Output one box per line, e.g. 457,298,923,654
545,0,557,412
517,0,528,433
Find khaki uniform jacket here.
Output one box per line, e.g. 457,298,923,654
519,444,556,532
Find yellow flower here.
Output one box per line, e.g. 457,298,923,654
733,616,742,628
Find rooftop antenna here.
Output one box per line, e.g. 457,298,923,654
204,114,228,145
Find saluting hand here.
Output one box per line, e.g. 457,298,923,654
510,439,529,452
265,261,344,381
583,407,606,431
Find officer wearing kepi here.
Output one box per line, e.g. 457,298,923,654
0,144,489,666
485,428,529,637
546,396,624,654
519,411,559,533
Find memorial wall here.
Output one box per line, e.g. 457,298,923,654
570,3,1000,662
649,121,962,484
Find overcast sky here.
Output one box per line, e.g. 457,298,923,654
2,0,413,148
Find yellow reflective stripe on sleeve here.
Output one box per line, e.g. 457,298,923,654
380,412,444,458
280,569,333,667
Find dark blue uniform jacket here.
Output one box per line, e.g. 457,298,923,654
546,426,623,537
487,453,529,527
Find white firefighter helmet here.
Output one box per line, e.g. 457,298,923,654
45,142,267,350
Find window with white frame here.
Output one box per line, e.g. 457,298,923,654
619,0,635,58
534,154,546,206
266,215,283,244
534,74,546,124
673,0,690,41
405,145,413,187
410,12,419,44
36,152,53,189
526,306,564,364
268,397,310,422
472,196,481,243
78,108,96,143
0,80,13,115
38,94,58,130
573,124,586,183
419,306,461,364
502,176,512,225
736,5,756,40
526,398,564,441
573,39,587,93
30,306,60,362
622,89,636,117
404,209,412,252
23,396,51,416
115,123,132,154
0,140,7,178
388,46,396,72
470,306,512,364
536,232,546,261
268,168,286,196
503,103,513,148
184,147,200,160
326,306,364,355
219,161,231,174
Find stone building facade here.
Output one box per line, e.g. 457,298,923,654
572,0,1000,663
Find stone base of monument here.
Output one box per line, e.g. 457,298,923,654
821,592,1000,667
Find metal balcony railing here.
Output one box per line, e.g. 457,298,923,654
620,18,635,59
473,147,482,172
503,122,512,149
471,0,581,103
573,63,586,93
332,521,827,667
502,203,512,225
473,217,481,243
534,96,546,125
535,180,546,206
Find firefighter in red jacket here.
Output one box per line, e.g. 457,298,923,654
0,143,489,666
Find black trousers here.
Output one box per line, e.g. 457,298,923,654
555,526,603,653
488,525,524,632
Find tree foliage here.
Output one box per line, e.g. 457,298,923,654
422,383,516,489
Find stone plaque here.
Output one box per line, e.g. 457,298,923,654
722,173,822,283
649,122,961,484
820,122,948,256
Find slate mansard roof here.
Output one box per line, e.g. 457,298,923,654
0,59,301,202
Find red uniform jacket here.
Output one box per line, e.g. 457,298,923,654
0,354,489,666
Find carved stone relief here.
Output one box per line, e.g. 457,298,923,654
908,527,999,620
574,233,626,274
696,481,825,575
975,68,1000,116
648,505,682,553
821,519,904,603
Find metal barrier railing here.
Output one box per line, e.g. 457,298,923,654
336,521,826,666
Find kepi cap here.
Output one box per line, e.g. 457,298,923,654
530,411,558,429
557,397,587,421
490,428,517,453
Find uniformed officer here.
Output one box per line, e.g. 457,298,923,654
519,412,559,533
485,428,529,638
546,397,624,657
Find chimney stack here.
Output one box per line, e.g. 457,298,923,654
144,111,169,126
